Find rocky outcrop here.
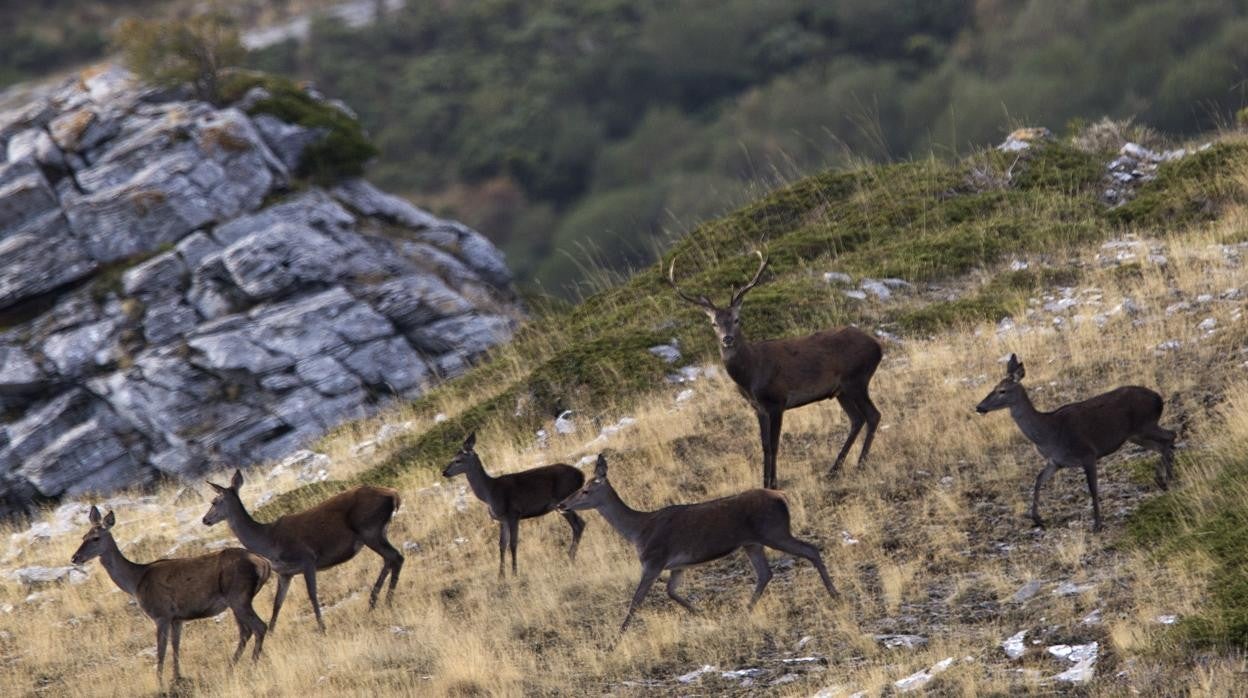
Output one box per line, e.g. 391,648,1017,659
0,66,522,518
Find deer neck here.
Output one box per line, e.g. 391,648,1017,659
224,501,278,559
462,460,499,511
97,536,146,596
592,484,651,548
1007,388,1058,446
721,337,757,382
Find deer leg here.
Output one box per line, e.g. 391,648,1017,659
744,544,773,610
364,536,403,609
507,516,520,576
621,564,662,632
169,620,183,683
756,410,772,489
665,569,698,614
561,510,586,560
303,567,326,632
832,394,864,473
1142,425,1177,487
855,393,881,466
385,541,404,605
1030,461,1059,528
155,620,169,689
763,408,784,489
497,521,508,578
231,608,253,664
763,535,838,599
1083,461,1103,533
269,573,292,631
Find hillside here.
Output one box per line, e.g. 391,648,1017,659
256,0,1248,291
1,125,1247,695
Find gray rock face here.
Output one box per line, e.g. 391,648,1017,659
0,66,522,514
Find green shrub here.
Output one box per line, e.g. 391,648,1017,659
221,72,378,184
114,13,244,104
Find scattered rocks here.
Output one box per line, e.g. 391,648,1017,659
1010,580,1044,603
875,634,927,650
1049,642,1098,684
895,657,955,692
10,565,88,587
647,341,682,364
997,127,1052,152
1002,630,1028,659
554,410,576,435
1053,581,1096,596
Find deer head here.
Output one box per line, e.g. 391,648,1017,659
71,506,116,564
442,432,483,478
669,250,769,352
202,469,245,526
557,453,610,512
976,354,1027,414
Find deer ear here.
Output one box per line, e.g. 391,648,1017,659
102,511,115,529
230,468,244,489
1006,354,1025,381
463,432,476,451
207,480,226,494
88,505,101,524
594,453,608,478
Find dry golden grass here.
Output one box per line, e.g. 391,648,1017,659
2,219,1247,696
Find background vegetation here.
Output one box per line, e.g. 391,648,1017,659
247,0,1248,292
7,1,1248,293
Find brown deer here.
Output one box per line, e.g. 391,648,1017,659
975,354,1176,531
442,432,587,577
670,251,883,488
557,453,838,631
71,506,270,688
202,470,403,631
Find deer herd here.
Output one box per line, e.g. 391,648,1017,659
67,251,1178,686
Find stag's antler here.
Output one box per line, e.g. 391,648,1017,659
729,250,769,307
668,255,716,310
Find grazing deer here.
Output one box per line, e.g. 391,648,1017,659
976,354,1176,531
557,453,838,631
71,506,270,688
442,432,587,577
203,470,403,631
670,251,883,488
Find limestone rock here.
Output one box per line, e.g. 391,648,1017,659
0,66,522,515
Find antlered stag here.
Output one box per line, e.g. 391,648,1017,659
557,453,838,631
976,354,1176,531
670,251,883,488
443,432,586,577
72,506,270,688
203,470,402,631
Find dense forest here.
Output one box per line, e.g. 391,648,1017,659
7,1,1248,293
248,0,1248,292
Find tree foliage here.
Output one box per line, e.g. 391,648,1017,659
114,13,244,103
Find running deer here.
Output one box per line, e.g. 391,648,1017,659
976,354,1176,532
202,470,403,631
442,432,586,577
669,251,883,488
557,453,838,631
71,506,270,688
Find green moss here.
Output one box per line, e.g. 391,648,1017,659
221,71,378,184
1108,142,1248,227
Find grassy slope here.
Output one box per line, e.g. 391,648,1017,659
3,135,1248,695
269,138,1245,510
